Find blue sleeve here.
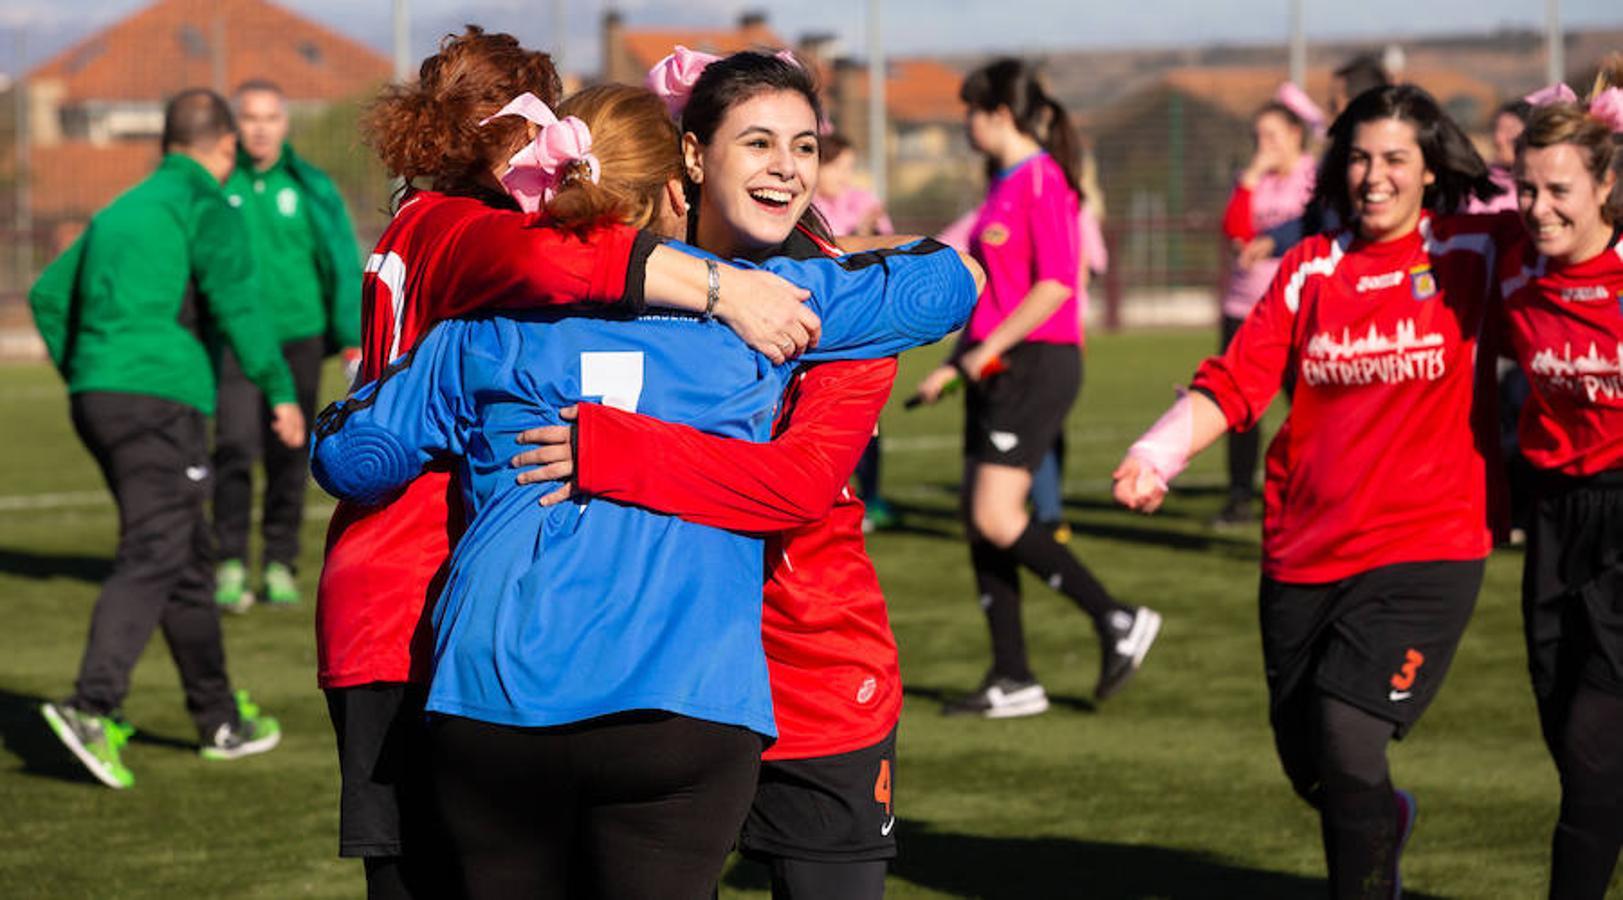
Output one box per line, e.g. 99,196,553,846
309,322,471,505
759,238,977,361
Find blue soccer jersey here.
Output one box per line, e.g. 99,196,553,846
311,240,973,737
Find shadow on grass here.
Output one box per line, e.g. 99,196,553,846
724,817,1442,898
0,687,196,785
0,687,102,785
903,683,1097,715
0,548,112,584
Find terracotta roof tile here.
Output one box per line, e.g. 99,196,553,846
25,141,159,219
29,0,389,102
844,58,963,123
621,28,789,74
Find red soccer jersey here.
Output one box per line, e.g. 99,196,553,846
316,190,648,689
1192,213,1512,583
1499,233,1623,476
573,357,904,760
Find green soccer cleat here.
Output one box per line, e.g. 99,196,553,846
41,701,136,789
214,559,254,613
199,690,282,761
261,562,299,606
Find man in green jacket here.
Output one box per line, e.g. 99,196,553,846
213,79,362,611
30,88,304,789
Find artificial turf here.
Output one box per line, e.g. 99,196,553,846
0,328,1589,898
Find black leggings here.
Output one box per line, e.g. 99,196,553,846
431,712,761,900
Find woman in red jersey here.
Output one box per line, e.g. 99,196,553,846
318,28,821,900
1499,78,1623,900
1114,84,1507,899
512,50,938,900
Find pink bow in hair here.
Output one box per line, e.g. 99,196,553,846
1274,81,1326,133
1589,87,1623,134
479,93,600,213
647,46,721,120
1524,83,1578,107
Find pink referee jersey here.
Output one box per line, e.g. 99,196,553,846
965,152,1081,346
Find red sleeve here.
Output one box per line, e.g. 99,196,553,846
1191,241,1312,430
574,358,899,531
428,206,652,317
1221,183,1255,243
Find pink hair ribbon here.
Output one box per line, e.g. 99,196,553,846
1589,87,1623,134
1274,81,1326,133
478,93,600,213
646,46,721,120
1523,83,1578,107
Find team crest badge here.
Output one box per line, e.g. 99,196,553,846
1409,265,1437,300
980,223,1010,247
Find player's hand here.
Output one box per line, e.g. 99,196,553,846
271,403,306,449
1237,236,1275,271
1111,454,1168,514
712,267,819,365
956,345,999,384
913,365,959,406
512,405,578,506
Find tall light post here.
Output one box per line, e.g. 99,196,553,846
1288,0,1306,88
393,0,411,83
866,0,885,206
1545,0,1564,86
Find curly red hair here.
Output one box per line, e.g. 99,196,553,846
362,26,561,199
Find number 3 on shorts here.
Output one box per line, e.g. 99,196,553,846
580,351,644,413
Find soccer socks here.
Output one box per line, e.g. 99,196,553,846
1005,518,1128,627
969,538,1032,682
1550,686,1623,899
1311,698,1401,900
769,858,888,900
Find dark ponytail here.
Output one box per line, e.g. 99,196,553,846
960,58,1083,200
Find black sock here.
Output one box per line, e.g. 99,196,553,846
1320,777,1398,900
1004,518,1127,628
1550,686,1623,899
364,857,411,900
770,857,888,900
970,538,1031,682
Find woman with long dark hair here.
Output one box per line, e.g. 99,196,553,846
1114,84,1510,897
913,58,1161,717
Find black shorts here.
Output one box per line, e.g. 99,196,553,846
324,682,436,858
1523,469,1623,731
1260,559,1483,739
963,342,1081,470
739,728,898,864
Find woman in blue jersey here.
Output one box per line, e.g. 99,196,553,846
310,80,980,899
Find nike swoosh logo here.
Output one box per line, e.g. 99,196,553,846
881,815,896,836
185,466,208,482
1389,690,1412,702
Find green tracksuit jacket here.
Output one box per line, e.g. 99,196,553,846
28,153,295,413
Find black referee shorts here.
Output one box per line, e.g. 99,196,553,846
1261,559,1484,740
739,728,898,864
1522,468,1623,747
963,342,1081,471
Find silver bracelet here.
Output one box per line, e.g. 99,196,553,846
702,259,720,320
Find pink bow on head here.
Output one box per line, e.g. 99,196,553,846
1274,81,1326,132
1524,83,1579,107
647,46,720,121
1589,87,1623,134
479,93,600,213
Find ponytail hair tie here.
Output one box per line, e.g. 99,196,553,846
1524,83,1578,107
1588,87,1623,135
646,46,721,121
479,93,601,213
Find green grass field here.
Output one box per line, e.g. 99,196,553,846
0,329,1593,898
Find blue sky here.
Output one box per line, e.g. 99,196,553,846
2,0,1620,78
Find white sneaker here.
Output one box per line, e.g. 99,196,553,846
942,675,1050,718
1096,606,1162,700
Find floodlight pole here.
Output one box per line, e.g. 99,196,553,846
14,26,30,291
1545,0,1563,86
393,0,411,83
867,0,885,206
553,0,566,78
1288,0,1306,88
